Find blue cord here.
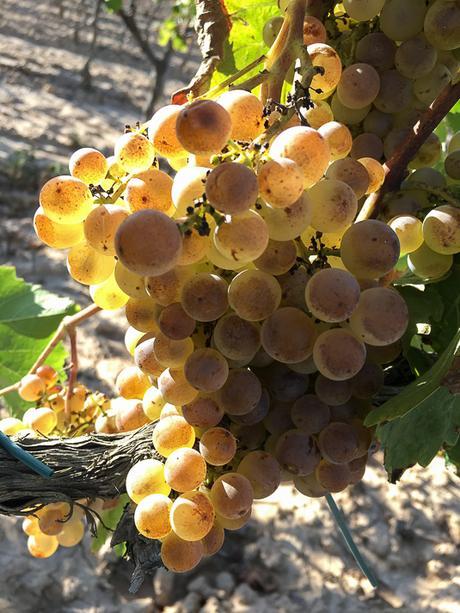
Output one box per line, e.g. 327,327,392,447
325,493,378,589
0,432,54,478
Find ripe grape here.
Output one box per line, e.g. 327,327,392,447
258,158,304,208
217,89,264,141
358,158,385,194
216,368,262,415
210,473,253,519
18,374,46,402
158,368,198,405
199,427,237,465
363,109,393,139
263,15,284,46
365,340,402,365
380,0,427,41
164,448,206,492
278,265,311,309
90,273,129,310
395,34,438,80
350,133,383,161
291,394,330,434
350,361,384,399
161,532,204,573
0,417,25,435
215,508,251,530
213,313,260,362
230,387,270,425
313,329,366,381
146,267,192,307
214,209,269,263
340,220,400,279
57,519,85,547
448,131,460,154
424,0,460,51
158,303,196,340
171,166,208,217
170,490,215,541
407,243,453,279
177,225,210,266
294,472,327,498
39,175,93,224
259,193,312,241
355,32,396,71
27,534,59,559
38,502,70,536
125,297,159,332
266,363,309,402
237,451,281,499
114,262,147,299
316,460,351,492
201,523,225,556
388,215,424,256
325,158,369,199
142,386,165,420
115,398,150,431
270,126,330,188
205,162,258,214
304,100,334,129
228,269,282,321
22,516,41,537
33,207,84,249
182,396,223,428
69,147,108,185
116,366,151,400
342,0,385,21
134,493,172,539
348,455,367,484
124,326,146,355
152,415,195,457
176,100,232,155
107,155,124,180
445,151,460,181
67,241,115,285
318,422,359,464
184,348,229,392
24,407,57,435
126,459,171,503
413,64,452,106
261,307,316,363
181,272,228,321
148,104,185,159
303,15,327,45
115,210,182,276
305,268,360,323
307,43,342,97
254,239,297,275
374,70,413,114
308,178,358,232
318,121,352,161
423,205,460,255
349,288,409,346
337,63,380,110
331,93,371,125
275,429,320,476
114,132,155,174
153,332,194,368
124,168,173,213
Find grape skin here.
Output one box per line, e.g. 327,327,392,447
84,204,128,256
259,193,313,241
318,422,359,464
67,242,115,286
161,533,204,573
158,368,199,405
134,494,172,539
205,162,258,215
261,307,317,364
325,159,369,199
124,168,173,213
39,175,93,224
175,100,232,155
305,267,360,323
337,63,380,110
214,209,269,263
184,348,229,393
228,269,282,322
379,0,427,42
126,459,170,503
313,329,366,381
318,121,352,161
152,415,195,457
213,313,261,362
258,158,304,208
210,473,253,520
408,243,453,280
148,104,185,159
170,490,215,541
307,43,343,98
291,394,330,435
217,89,264,141
424,0,460,51
216,368,262,416
342,0,385,21
308,178,358,233
114,132,155,174
181,273,228,322
316,460,351,493
422,205,460,255
199,427,237,466
237,451,281,499
254,239,297,276
69,147,108,185
389,215,424,256
182,396,224,429
275,429,321,476
171,166,208,217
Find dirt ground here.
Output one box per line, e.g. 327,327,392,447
1,2,460,612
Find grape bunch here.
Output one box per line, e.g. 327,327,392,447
24,0,460,570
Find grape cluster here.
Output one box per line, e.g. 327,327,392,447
25,0,460,570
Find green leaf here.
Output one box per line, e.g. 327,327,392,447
104,0,122,12
92,495,129,552
445,437,460,473
0,266,77,415
377,388,460,475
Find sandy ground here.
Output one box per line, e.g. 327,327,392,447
1,2,460,612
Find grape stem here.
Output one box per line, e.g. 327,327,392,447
357,80,460,221
199,54,268,100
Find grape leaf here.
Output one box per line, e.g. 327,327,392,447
0,266,77,415
377,388,460,476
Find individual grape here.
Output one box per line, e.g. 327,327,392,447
170,490,215,541
308,178,358,232
23,407,57,435
161,532,204,572
330,93,371,125
410,133,442,169
27,534,59,559
315,375,352,406
413,64,452,106
358,158,385,194
445,151,460,181
424,0,460,51
152,415,195,457
57,519,85,547
134,493,172,539
266,363,309,402
184,348,229,392
124,326,146,355
275,429,320,475
115,210,182,276
318,121,352,161
259,193,312,241
69,147,108,185
158,303,196,340
18,374,46,401
176,100,232,155
228,269,282,322
90,272,129,310
180,272,228,321
217,89,264,141
210,473,253,519
124,168,173,213
383,128,411,160
33,207,84,249
342,0,385,21
304,100,334,129
270,126,330,188
142,386,166,421
388,215,424,255
348,455,367,484
182,396,223,429
318,421,359,463
171,166,208,217
201,522,225,557
289,356,317,375
177,225,209,266
408,243,453,279
254,239,297,276
116,366,151,399
350,133,383,161
303,15,327,45
39,175,93,224
115,398,150,431
216,368,262,416
206,238,247,271
263,15,284,46
114,132,155,174
230,421,266,451
349,287,409,346
22,515,41,537
67,385,87,413
261,307,316,363
153,333,194,369
380,0,427,41
126,459,171,503
355,32,396,70
305,268,360,323
148,104,185,159
0,417,25,435
350,361,384,399
337,63,380,110
38,502,70,536
313,329,366,381
205,162,258,215
448,131,460,154
290,394,330,434
215,508,251,530
230,387,270,425
164,448,206,492
199,427,237,465
237,451,281,499
125,297,159,332
423,205,460,255
363,109,393,139
106,155,125,180
146,267,192,307
307,43,342,97
114,262,147,299
67,241,115,285
213,313,260,362
95,413,117,434
258,158,304,208
158,368,198,405
405,167,447,189
325,159,369,199
294,472,327,497
395,34,437,80
214,209,269,263
340,220,400,279
278,265,311,309
374,70,413,114
316,460,351,492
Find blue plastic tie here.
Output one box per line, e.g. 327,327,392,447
325,493,378,589
0,432,54,478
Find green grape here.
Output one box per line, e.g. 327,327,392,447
349,288,409,346
213,313,261,362
363,109,393,139
259,194,312,241
263,15,284,46
125,168,173,214
350,134,383,162
217,89,265,142
291,394,330,434
158,368,198,405
171,166,208,217
210,473,253,520
237,451,281,499
90,272,129,310
424,0,460,51
254,239,297,276
228,269,282,321
445,151,460,181
423,205,460,255
181,272,228,322
199,427,237,465
184,348,229,392
330,93,371,125
405,167,446,189
355,32,396,71
170,491,215,541
261,307,316,364
33,207,84,249
114,132,155,174
114,262,147,299
160,532,203,573
395,34,438,79
39,175,93,224
410,133,442,169
308,178,357,232
313,329,366,381
374,70,413,114
408,243,453,280
318,121,353,161
152,415,195,457
142,385,165,420
340,220,400,279
258,158,304,208
380,0,427,41
384,128,411,160
343,0,385,21
216,368,262,415
448,131,460,154
67,241,115,285
315,460,351,492
148,104,185,159
413,64,452,106
205,162,258,215
175,100,232,155
305,268,360,323
182,396,224,429
325,159,369,199
337,63,380,110
388,215,424,256
275,429,320,476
